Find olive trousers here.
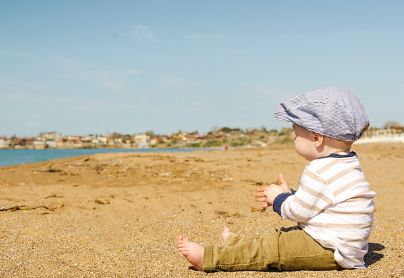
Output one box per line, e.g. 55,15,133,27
203,226,341,272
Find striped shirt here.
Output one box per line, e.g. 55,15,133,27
273,152,375,269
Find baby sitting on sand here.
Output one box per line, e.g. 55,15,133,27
178,86,375,272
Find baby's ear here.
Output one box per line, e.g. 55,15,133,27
311,132,324,147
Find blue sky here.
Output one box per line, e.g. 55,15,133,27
1,1,403,137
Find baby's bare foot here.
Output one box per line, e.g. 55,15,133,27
221,226,231,241
178,236,204,271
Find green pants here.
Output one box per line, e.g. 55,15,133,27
203,226,341,272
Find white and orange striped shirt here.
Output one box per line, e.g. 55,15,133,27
273,152,375,269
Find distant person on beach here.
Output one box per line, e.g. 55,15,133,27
178,86,375,272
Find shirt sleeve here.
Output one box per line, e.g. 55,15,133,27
279,170,334,222
273,192,293,216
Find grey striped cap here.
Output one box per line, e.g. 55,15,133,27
274,86,369,141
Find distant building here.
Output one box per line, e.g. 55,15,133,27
98,136,108,145
33,138,46,149
134,134,150,148
0,138,8,148
42,132,61,142
150,138,158,147
81,134,95,143
46,140,58,149
68,136,82,144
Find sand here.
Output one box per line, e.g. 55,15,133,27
0,143,403,277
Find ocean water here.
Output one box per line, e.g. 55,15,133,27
0,148,209,167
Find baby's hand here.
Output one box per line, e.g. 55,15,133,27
254,174,290,208
277,174,291,193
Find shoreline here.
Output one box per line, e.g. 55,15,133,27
0,147,219,168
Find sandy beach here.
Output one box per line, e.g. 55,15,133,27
1,143,403,277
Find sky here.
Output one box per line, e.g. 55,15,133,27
1,1,403,137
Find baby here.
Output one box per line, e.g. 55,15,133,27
178,86,375,272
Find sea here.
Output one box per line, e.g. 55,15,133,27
0,148,211,167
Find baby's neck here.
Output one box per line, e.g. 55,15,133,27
330,149,351,155
318,141,352,158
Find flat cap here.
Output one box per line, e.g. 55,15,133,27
274,86,369,141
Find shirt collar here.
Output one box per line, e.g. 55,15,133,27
320,151,357,159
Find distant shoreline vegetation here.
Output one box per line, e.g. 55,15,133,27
0,124,403,150
0,127,293,150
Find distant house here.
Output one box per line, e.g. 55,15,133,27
98,136,108,145
134,134,150,148
150,138,158,147
46,140,58,149
0,138,8,148
81,135,95,143
67,136,82,144
42,132,61,142
33,138,46,149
